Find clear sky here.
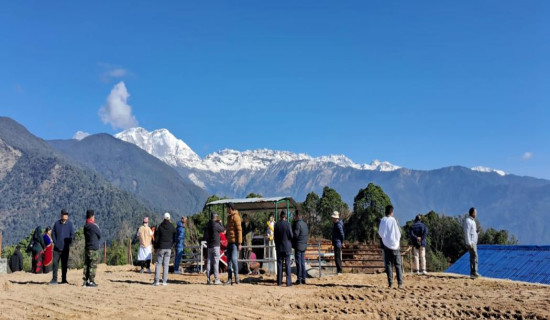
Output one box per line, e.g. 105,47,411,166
1,1,548,179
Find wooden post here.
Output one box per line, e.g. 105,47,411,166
103,241,107,264
127,239,132,265
0,230,3,258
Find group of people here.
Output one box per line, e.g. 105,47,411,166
10,204,481,290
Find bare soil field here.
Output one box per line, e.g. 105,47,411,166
1,265,549,319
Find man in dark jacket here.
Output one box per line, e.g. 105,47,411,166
331,211,345,275
50,209,75,285
274,211,294,287
410,214,428,275
292,212,309,284
9,245,24,272
154,212,176,286
83,210,101,287
204,213,225,285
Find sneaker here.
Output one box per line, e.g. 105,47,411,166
235,279,240,285
214,280,223,285
162,282,167,286
140,269,144,274
173,270,182,275
87,282,98,288
295,280,302,285
337,273,343,276
153,282,159,286
147,268,152,274
398,284,403,289
415,271,420,275
83,281,88,287
49,280,58,285
206,279,211,285
422,270,428,275
224,280,232,286
60,280,69,285
302,279,306,285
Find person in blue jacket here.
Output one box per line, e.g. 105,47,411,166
410,214,428,275
331,211,345,275
50,209,75,285
173,216,187,274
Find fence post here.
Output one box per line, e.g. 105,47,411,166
128,239,133,265
103,241,107,264
318,240,321,278
0,230,2,258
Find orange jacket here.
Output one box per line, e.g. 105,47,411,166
226,210,242,244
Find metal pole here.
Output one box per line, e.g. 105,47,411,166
318,240,322,278
200,241,204,273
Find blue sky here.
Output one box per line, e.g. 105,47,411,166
1,1,549,179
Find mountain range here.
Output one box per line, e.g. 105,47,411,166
115,127,550,245
1,117,549,245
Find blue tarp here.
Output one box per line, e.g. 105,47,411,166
446,245,550,285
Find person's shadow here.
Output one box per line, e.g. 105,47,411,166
109,279,191,285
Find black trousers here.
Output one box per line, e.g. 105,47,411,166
334,246,343,273
52,249,70,282
277,252,292,286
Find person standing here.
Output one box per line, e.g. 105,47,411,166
331,211,345,275
379,205,403,288
274,211,294,287
225,203,242,285
9,245,24,273
205,213,225,285
137,217,153,274
30,226,46,274
464,207,481,279
83,210,101,287
266,213,277,275
50,209,75,285
173,216,187,274
153,212,176,286
410,214,428,275
43,227,53,274
292,211,309,285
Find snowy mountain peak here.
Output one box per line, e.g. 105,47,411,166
114,127,401,173
115,127,203,168
471,166,506,176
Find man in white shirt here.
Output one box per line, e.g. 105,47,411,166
378,205,403,288
464,207,481,279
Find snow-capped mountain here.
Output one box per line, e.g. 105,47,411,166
471,166,506,176
115,127,402,173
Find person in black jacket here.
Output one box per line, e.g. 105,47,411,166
274,211,294,287
204,213,225,285
83,210,101,287
410,214,428,275
9,245,24,272
331,211,345,275
50,209,75,285
153,212,176,286
292,212,309,285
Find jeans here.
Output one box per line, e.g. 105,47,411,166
174,245,184,272
154,249,171,284
295,250,306,282
469,245,478,276
413,246,426,272
277,251,292,286
206,247,221,281
227,243,239,283
52,249,70,282
334,246,343,273
383,248,403,286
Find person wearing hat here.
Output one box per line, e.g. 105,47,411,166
83,209,101,287
50,209,75,285
204,212,225,285
225,203,242,285
137,217,153,274
153,212,176,286
331,211,345,275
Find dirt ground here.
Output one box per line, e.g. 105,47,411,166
1,265,549,320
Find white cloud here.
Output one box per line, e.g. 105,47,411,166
98,81,138,130
98,63,129,83
522,152,533,161
73,131,90,140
